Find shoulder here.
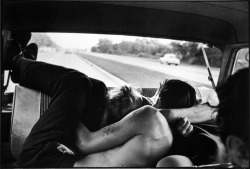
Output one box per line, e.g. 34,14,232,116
132,105,160,119
130,106,166,127
141,106,167,125
132,105,168,125
126,106,173,159
131,105,171,138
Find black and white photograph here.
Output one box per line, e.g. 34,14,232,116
1,0,249,168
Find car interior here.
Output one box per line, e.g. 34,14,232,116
1,0,249,167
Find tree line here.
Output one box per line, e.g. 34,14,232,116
91,38,222,67
30,33,59,49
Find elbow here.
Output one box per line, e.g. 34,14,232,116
76,135,93,155
75,122,92,155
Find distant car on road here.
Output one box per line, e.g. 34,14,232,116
159,54,180,65
64,50,72,54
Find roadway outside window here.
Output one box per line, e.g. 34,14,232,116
233,48,249,74
4,33,223,93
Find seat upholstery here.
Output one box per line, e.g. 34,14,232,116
11,85,41,159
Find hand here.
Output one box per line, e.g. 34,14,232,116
198,86,219,106
176,117,193,137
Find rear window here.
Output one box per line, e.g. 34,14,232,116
5,33,223,92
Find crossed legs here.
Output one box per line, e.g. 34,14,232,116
16,58,93,167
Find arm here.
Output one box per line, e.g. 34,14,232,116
76,111,137,155
76,106,159,155
159,104,217,124
75,106,173,167
194,86,219,106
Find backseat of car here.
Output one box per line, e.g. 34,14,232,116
11,85,224,166
10,85,158,159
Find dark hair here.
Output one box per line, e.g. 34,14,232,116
216,68,249,145
157,79,197,109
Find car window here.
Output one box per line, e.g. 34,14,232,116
233,48,249,74
33,33,223,89
5,33,222,92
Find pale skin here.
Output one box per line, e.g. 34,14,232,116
74,106,173,167
160,104,217,124
156,155,193,167
152,85,218,167
151,85,218,124
74,106,194,167
74,85,217,167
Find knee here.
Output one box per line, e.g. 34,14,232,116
89,78,107,102
59,75,92,96
91,79,107,96
156,155,193,167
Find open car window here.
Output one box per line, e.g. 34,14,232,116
16,33,222,90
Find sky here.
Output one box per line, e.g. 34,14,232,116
47,33,174,51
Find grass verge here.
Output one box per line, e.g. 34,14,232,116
76,53,177,88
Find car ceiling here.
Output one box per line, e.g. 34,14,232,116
2,1,249,46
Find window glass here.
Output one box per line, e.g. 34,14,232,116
5,33,223,93
233,48,249,74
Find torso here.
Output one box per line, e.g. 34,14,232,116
74,105,173,167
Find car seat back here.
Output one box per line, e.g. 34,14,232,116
11,85,42,159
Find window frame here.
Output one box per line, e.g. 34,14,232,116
217,43,249,88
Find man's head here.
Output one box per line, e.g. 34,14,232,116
105,80,197,124
216,68,249,167
105,85,151,125
153,79,197,109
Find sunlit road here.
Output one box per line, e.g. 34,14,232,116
81,52,220,87
38,52,128,87
4,51,220,93
4,52,127,93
